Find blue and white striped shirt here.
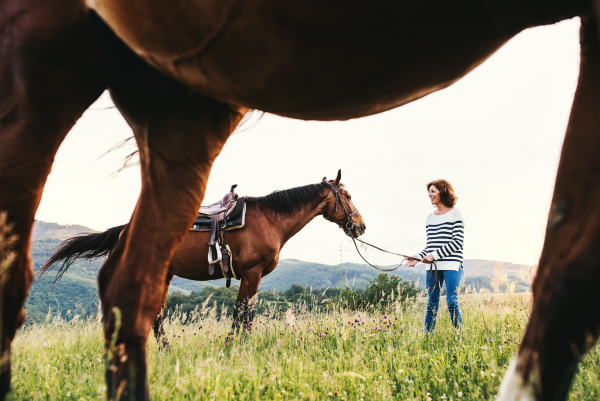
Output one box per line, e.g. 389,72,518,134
417,208,464,271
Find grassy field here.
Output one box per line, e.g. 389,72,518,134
8,293,600,400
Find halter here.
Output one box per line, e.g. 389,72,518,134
323,182,438,289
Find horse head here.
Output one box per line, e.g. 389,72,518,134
322,170,366,238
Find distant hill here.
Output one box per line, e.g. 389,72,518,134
32,220,96,241
25,220,531,322
462,259,532,279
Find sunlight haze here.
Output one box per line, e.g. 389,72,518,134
35,18,581,267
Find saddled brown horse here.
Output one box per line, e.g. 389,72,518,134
1,0,599,399
39,173,365,343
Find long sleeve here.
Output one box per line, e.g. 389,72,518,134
432,211,464,261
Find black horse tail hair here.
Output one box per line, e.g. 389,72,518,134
38,224,127,285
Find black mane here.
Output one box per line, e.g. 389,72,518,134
246,182,329,215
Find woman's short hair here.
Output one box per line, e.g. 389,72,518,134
427,179,457,208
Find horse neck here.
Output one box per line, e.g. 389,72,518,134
270,193,329,246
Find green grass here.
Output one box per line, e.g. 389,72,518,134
8,293,600,400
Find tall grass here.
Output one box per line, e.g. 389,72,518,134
8,293,600,400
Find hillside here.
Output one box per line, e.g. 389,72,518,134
26,220,531,322
32,220,96,241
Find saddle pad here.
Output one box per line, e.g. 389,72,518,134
190,197,246,232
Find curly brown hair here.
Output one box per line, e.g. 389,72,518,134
427,179,458,208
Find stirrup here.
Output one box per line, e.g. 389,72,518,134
208,244,222,265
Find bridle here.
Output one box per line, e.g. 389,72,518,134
323,182,439,289
323,182,359,233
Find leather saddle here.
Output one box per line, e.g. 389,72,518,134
190,185,246,287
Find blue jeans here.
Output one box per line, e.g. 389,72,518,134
424,265,463,332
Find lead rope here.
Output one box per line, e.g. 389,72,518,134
323,182,438,290
346,227,438,289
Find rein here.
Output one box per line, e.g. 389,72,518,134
323,182,439,289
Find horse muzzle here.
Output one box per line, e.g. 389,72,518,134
347,224,366,238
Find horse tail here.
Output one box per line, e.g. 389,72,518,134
38,224,127,285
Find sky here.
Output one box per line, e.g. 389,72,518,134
36,18,581,267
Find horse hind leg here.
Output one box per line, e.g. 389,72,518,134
0,5,118,399
99,57,247,401
152,272,174,348
497,17,600,401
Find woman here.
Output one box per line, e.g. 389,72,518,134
406,179,464,332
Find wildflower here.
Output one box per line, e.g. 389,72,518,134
175,341,179,344
441,395,447,400
504,340,508,343
458,392,463,397
489,339,492,343
67,392,71,397
491,373,496,377
328,392,332,396
398,369,404,374
480,371,485,376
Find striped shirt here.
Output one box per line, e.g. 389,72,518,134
417,208,464,271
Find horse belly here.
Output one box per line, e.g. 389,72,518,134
88,0,578,120
169,232,215,281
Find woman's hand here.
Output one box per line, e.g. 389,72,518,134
405,256,419,267
422,254,434,263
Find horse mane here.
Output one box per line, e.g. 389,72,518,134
245,182,331,215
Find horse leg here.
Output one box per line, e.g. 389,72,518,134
232,268,263,333
152,272,174,348
498,17,600,401
99,58,247,401
0,5,118,398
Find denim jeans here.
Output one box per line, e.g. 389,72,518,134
424,265,463,332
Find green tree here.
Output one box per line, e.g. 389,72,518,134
334,273,417,310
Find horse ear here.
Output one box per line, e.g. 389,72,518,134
334,169,341,185
322,177,327,182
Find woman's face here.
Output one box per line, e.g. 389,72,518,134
428,185,440,206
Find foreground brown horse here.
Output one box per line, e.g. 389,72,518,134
0,0,598,399
39,174,365,342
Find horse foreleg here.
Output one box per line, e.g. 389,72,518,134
497,17,600,401
232,268,263,334
0,4,117,398
152,272,174,348
99,58,247,401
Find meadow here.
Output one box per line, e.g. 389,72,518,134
8,292,600,400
